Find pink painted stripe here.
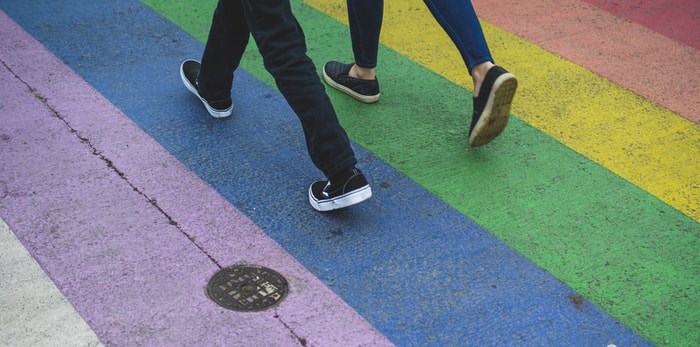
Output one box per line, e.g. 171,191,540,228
0,11,391,347
583,0,700,50
473,0,700,122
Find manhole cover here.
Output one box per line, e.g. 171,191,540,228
206,265,288,312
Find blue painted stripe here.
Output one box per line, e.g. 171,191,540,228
0,1,649,345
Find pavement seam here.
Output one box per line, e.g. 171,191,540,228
274,309,309,347
0,58,223,270
2,57,320,345
0,53,378,347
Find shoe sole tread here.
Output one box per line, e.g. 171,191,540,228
469,73,517,147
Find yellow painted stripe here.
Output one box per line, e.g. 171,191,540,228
305,0,700,221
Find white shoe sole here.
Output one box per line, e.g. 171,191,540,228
468,73,517,147
180,60,233,118
309,185,372,212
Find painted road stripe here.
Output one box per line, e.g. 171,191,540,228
307,0,700,222
0,218,102,347
584,0,700,50
473,0,700,123
146,1,700,345
0,1,652,345
0,12,391,346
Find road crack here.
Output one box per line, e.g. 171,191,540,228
2,59,222,269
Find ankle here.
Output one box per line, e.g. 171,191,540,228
471,61,495,97
349,64,376,80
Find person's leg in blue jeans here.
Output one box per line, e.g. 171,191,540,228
180,0,372,211
320,0,383,103
347,0,382,76
323,0,518,147
421,0,518,147
422,0,494,95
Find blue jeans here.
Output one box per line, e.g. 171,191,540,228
347,0,493,73
197,0,357,178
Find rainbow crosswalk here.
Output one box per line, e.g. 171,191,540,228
1,0,698,346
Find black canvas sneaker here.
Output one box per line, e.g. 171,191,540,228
309,168,372,212
323,61,380,103
468,66,518,147
180,59,233,118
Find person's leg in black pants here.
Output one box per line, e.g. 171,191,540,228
196,0,249,106
240,0,357,180
180,0,372,211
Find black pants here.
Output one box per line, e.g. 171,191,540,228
197,0,357,178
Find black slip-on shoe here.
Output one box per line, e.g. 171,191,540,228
468,66,518,147
309,168,372,212
323,61,380,104
180,59,233,118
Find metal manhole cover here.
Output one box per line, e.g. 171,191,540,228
206,265,288,312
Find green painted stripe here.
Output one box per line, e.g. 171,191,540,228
308,0,700,222
142,1,700,345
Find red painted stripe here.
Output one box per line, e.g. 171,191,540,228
583,0,700,49
473,0,700,122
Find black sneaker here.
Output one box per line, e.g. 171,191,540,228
322,61,380,104
180,59,233,118
468,66,518,147
309,168,372,212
